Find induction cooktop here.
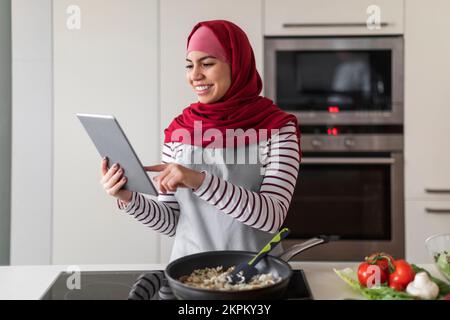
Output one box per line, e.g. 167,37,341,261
40,269,313,300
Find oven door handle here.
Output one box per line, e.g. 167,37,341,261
301,157,396,165
425,208,450,214
425,188,450,194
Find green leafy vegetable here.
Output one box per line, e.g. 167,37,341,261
435,251,450,281
335,265,450,300
334,268,415,300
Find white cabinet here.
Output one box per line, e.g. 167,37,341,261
404,0,450,263
53,0,161,264
10,0,53,265
264,0,404,36
406,201,450,263
404,0,450,201
159,0,264,262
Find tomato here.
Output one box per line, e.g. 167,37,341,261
388,259,415,291
357,252,394,287
366,252,395,274
358,262,388,287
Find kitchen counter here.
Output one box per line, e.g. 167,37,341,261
0,262,443,300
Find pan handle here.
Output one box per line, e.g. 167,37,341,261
277,235,340,262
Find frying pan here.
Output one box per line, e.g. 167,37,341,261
165,235,338,300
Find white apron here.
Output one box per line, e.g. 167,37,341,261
169,142,283,262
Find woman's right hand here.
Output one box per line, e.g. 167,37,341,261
100,157,133,203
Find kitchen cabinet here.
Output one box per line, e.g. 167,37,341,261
405,201,450,263
53,0,160,264
159,0,264,262
404,0,450,262
404,0,450,201
264,0,404,36
10,0,53,265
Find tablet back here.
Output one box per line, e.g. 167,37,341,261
77,114,158,196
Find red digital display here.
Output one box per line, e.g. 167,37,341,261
328,106,340,113
327,127,339,136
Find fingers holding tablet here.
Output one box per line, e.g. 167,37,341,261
100,157,132,203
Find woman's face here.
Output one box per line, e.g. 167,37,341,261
186,51,231,104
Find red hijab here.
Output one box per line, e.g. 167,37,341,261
164,20,300,149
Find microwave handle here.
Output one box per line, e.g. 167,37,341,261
301,157,395,165
282,22,389,28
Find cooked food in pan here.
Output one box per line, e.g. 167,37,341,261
179,266,281,291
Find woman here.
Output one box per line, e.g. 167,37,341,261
100,20,301,263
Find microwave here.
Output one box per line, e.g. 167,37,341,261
264,36,404,125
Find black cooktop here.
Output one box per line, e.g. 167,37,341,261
41,270,313,300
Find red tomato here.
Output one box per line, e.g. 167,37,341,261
388,259,415,291
358,262,388,287
366,252,395,274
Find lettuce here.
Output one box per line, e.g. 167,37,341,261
333,268,415,300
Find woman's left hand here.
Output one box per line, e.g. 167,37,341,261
144,163,206,194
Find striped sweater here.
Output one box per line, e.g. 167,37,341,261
117,122,300,237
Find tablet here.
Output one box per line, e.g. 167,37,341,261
76,113,158,196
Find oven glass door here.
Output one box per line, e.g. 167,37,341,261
276,50,392,112
283,155,393,240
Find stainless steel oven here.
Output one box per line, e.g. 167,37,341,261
264,37,404,125
281,126,404,261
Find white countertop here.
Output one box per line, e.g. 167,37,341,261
0,262,442,300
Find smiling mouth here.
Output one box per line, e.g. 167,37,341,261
195,85,213,95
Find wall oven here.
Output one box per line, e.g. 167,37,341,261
264,37,404,125
281,126,404,261
265,35,405,260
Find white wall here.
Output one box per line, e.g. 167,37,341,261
10,0,53,265
52,0,161,264
0,0,11,266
